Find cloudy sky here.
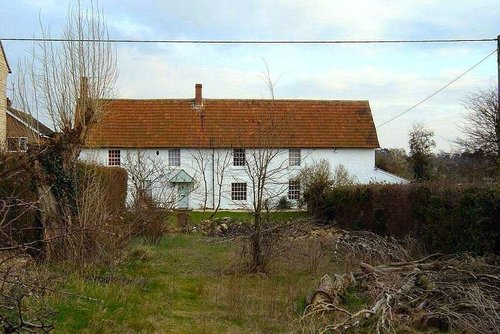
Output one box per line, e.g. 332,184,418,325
1,0,499,151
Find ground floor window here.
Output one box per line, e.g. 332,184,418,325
231,182,247,201
108,149,121,166
288,179,300,200
6,137,28,152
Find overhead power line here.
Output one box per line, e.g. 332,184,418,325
0,37,496,44
376,48,497,128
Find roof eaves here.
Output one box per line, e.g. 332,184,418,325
0,40,11,73
6,107,54,137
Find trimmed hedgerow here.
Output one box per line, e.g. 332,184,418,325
0,154,40,250
0,158,127,253
76,163,127,215
307,183,500,255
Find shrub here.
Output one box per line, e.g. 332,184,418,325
276,196,292,210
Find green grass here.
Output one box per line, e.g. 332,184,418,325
49,234,323,333
189,210,308,224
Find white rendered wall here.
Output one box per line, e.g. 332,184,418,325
80,147,406,210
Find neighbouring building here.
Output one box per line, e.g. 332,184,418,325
81,84,406,209
0,41,11,151
5,101,54,151
0,41,53,152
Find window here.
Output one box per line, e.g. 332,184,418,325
108,149,121,166
6,137,28,152
6,138,18,152
288,180,301,200
169,149,181,166
289,149,301,166
233,148,245,166
19,138,28,152
231,182,247,201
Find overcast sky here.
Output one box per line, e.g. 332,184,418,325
1,0,499,151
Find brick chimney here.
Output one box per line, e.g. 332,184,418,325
194,83,202,106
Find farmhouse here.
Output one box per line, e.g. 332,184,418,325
82,84,405,209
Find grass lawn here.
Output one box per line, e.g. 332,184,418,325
188,210,309,224
49,233,331,333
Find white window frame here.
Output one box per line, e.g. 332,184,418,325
289,148,301,167
6,137,28,152
108,149,121,166
288,179,301,201
169,149,181,166
231,182,247,201
233,148,246,166
19,137,28,152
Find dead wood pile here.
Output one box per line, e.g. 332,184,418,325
302,231,500,333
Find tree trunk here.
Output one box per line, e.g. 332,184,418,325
31,140,81,261
251,213,263,272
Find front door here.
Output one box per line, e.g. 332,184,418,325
177,183,190,208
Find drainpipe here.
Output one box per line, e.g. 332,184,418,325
212,147,215,209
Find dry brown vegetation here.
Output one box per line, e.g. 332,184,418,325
301,230,500,333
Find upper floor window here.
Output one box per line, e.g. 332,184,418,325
289,149,301,166
233,148,246,166
169,149,181,166
288,179,301,200
108,149,121,166
7,137,28,152
231,182,247,201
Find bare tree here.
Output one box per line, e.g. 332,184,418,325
10,1,117,260
190,149,211,218
238,64,299,272
190,148,233,219
122,150,181,243
457,88,499,173
211,149,232,218
122,150,177,208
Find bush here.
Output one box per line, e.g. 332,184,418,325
307,183,500,255
276,196,292,210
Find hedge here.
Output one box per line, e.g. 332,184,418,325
0,157,127,250
0,154,39,248
308,183,500,255
76,163,128,215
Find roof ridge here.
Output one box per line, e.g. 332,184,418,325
100,98,369,103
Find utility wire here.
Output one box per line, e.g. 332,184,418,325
0,37,496,44
376,48,497,128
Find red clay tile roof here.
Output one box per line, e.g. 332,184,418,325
86,99,380,149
